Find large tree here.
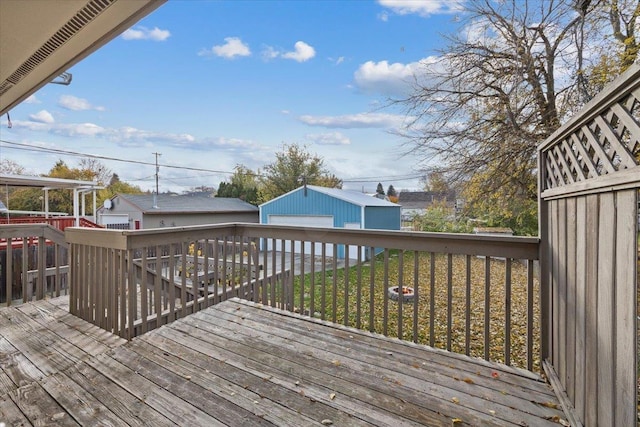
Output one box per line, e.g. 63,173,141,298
394,0,638,233
258,143,342,202
217,165,260,205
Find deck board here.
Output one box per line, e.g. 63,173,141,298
0,296,568,426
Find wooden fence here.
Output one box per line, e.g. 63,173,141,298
538,63,639,426
66,224,541,371
0,224,69,305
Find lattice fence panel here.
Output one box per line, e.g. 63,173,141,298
542,87,640,191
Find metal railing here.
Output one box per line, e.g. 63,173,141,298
0,224,69,305
66,223,541,371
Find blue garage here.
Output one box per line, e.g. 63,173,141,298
259,185,401,259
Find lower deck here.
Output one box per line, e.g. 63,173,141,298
0,296,567,426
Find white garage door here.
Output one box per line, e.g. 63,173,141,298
266,215,334,256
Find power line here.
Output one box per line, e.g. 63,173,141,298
0,139,424,183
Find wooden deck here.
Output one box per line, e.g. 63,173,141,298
0,297,568,426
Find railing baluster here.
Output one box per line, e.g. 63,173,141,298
527,259,535,371
5,240,12,306
447,253,453,351
309,243,315,316
505,258,512,365
127,248,136,340
412,251,419,343
168,244,176,321
300,241,305,315
356,246,362,329
203,239,210,308
180,242,188,316
465,254,471,356
397,250,403,340
213,238,219,305
343,251,349,327
320,243,326,321
429,252,435,347
22,237,28,303
484,256,491,361
154,245,162,327
140,250,148,334
289,242,295,311
331,244,338,323
368,246,375,332
280,240,286,310
383,249,389,337
119,249,126,337
270,239,276,307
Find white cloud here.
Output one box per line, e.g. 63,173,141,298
353,57,440,96
378,11,389,21
353,60,415,96
263,41,316,62
282,41,316,62
199,37,251,59
122,26,171,41
329,56,345,65
306,132,351,145
24,95,40,104
299,112,407,129
378,0,464,17
29,110,54,124
58,95,105,111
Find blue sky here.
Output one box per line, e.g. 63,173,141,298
0,0,465,194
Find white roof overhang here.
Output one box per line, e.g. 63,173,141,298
0,0,166,115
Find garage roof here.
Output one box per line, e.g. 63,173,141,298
263,185,400,208
115,194,259,215
0,0,166,115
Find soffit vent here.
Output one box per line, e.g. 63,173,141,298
4,0,115,87
0,81,12,96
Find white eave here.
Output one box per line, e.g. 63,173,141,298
0,0,166,115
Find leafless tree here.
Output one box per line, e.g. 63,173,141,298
394,0,637,200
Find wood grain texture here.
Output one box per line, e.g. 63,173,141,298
0,296,569,426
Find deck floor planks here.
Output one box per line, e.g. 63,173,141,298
180,310,493,426
192,302,563,426
125,337,330,427
0,391,31,426
40,371,128,427
108,345,276,427
0,296,567,426
149,321,411,427
64,361,175,427
211,299,560,411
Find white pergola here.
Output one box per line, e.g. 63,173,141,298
0,174,103,226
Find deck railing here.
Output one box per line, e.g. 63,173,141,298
0,224,69,306
0,216,102,231
66,224,541,371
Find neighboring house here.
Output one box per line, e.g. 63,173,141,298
398,190,457,220
259,185,401,259
97,194,258,229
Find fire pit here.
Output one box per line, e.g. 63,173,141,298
388,286,415,303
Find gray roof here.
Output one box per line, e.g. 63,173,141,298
117,194,258,214
303,185,399,207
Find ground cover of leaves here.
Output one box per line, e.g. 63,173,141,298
292,252,540,372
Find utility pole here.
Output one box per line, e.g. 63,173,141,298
153,152,161,208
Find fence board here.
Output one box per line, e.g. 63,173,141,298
614,189,637,427
573,196,586,421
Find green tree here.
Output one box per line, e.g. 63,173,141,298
386,185,398,202
217,165,260,205
98,173,144,204
376,183,385,196
258,144,342,202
